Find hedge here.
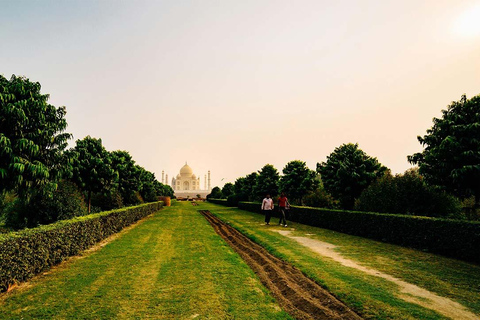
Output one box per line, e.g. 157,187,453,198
207,198,229,206
237,202,480,264
0,201,163,292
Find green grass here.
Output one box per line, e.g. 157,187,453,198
0,202,293,320
199,202,480,320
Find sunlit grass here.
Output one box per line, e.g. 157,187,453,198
199,202,480,320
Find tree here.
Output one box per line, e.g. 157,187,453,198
136,165,158,203
408,94,480,207
67,136,117,213
279,160,319,204
242,172,258,201
355,168,462,218
208,186,222,199
222,183,234,199
0,75,71,197
254,164,279,200
234,177,246,195
110,150,142,205
317,143,387,209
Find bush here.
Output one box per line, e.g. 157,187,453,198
226,194,241,207
207,198,228,206
4,181,88,229
0,201,163,292
303,189,339,209
91,189,124,211
238,201,480,264
354,169,463,218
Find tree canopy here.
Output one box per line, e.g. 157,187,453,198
67,136,117,212
408,94,480,207
254,164,279,199
317,143,387,209
0,75,71,197
279,160,319,204
222,182,234,199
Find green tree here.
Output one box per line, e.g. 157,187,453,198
208,186,223,199
137,165,158,203
234,177,246,195
279,160,319,204
408,94,480,207
67,136,117,213
317,143,387,209
355,169,462,218
242,172,258,201
110,150,142,205
254,164,279,200
0,75,71,197
222,182,234,199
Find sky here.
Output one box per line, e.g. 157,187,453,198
1,0,480,189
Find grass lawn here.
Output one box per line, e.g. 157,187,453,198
199,202,480,320
0,202,293,320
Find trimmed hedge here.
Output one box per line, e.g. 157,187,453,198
0,202,163,292
207,198,229,206
238,201,480,264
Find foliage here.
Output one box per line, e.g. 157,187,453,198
221,183,234,199
303,188,340,209
4,180,88,229
241,172,258,201
207,186,223,199
253,164,279,200
237,201,480,264
136,165,158,203
408,94,480,207
90,189,124,212
154,180,174,198
110,150,142,205
317,143,388,209
0,75,71,198
67,136,117,213
279,160,319,204
355,169,463,219
0,202,163,292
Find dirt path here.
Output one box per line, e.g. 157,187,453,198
200,210,362,320
275,230,478,320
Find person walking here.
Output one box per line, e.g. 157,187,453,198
262,194,274,225
278,192,290,227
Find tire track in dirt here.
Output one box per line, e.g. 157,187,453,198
199,210,362,320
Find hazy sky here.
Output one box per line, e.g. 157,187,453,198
2,0,480,188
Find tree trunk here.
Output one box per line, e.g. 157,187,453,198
88,190,92,213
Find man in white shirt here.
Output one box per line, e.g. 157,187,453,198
261,194,274,225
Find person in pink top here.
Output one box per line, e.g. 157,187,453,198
261,194,274,225
278,192,290,227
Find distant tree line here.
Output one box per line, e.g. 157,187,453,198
209,93,480,221
0,75,173,229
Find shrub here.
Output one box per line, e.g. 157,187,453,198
303,188,340,209
355,169,463,218
207,198,228,206
237,201,480,264
226,194,241,207
91,189,124,211
4,181,88,229
0,201,163,292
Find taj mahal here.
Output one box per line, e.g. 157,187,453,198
162,163,211,199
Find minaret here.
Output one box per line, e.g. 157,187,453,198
162,171,165,184
165,174,168,187
208,170,211,191
204,175,207,190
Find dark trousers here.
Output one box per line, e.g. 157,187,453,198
279,207,287,225
264,210,273,223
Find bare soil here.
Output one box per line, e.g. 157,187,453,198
200,210,362,320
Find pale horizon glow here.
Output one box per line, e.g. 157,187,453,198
1,0,479,189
